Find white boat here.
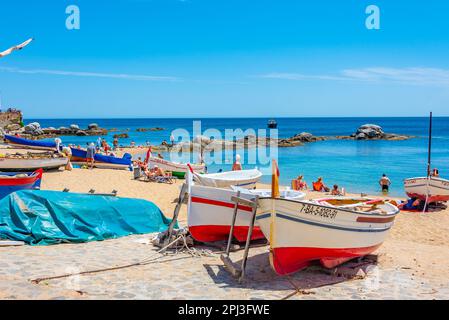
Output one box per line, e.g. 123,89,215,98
147,156,205,178
0,155,68,171
256,196,399,275
404,177,449,202
188,184,305,243
192,169,262,189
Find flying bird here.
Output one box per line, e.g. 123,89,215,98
0,38,33,58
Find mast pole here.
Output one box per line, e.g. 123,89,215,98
427,112,433,177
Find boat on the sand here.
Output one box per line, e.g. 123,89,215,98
404,177,449,202
3,134,132,170
188,184,305,243
0,169,43,199
192,169,262,189
148,157,205,178
0,153,68,171
256,193,399,275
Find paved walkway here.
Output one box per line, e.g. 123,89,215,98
1,235,448,300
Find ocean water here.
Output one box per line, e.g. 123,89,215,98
26,117,449,197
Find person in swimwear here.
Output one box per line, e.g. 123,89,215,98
232,154,243,171
379,174,391,193
312,177,329,192
292,175,308,190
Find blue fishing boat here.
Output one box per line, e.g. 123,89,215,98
3,134,132,170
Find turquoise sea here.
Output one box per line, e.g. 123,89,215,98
26,117,449,197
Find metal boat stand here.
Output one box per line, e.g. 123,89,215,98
220,191,259,283
61,188,118,197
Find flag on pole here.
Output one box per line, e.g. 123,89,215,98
144,147,152,164
271,159,280,198
0,38,33,58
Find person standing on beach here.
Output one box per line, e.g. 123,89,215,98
170,133,175,146
232,154,242,171
86,142,96,169
379,174,391,193
113,137,119,150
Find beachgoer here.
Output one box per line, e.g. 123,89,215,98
54,138,62,153
130,141,136,148
398,198,425,211
170,134,175,146
331,184,342,196
292,175,308,191
431,168,440,177
61,146,73,171
113,137,119,150
232,154,242,171
312,177,329,192
379,174,391,193
86,142,96,169
157,153,164,159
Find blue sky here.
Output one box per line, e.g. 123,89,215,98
1,0,449,118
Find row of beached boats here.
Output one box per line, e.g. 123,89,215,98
185,163,400,275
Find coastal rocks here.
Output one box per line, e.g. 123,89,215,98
136,127,165,132
88,123,99,130
4,123,21,131
24,122,44,136
113,133,129,139
351,124,412,141
76,130,88,136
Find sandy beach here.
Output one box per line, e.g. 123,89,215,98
1,166,448,300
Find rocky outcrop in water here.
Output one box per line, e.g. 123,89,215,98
136,127,165,132
5,121,108,139
345,124,411,141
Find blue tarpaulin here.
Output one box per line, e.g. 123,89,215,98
0,190,174,245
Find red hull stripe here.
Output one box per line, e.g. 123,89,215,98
356,216,396,223
271,244,382,275
406,192,449,202
189,225,265,242
0,169,42,186
190,196,253,212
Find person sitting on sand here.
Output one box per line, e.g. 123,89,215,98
145,165,165,178
312,177,329,192
398,198,425,211
86,142,96,169
331,184,342,196
292,175,308,191
232,154,243,171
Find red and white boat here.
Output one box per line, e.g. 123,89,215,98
256,196,399,275
404,177,449,202
188,184,305,243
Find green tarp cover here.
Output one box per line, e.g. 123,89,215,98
0,190,174,245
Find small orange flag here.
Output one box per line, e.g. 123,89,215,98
271,159,280,198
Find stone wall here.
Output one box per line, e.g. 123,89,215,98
0,110,23,130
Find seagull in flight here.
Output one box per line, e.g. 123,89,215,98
0,38,33,58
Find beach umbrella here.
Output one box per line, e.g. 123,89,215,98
0,38,33,58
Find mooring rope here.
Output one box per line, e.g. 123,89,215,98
30,233,206,285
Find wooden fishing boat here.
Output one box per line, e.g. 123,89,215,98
3,134,57,151
148,157,205,178
188,184,305,243
404,177,449,202
0,169,43,199
0,153,68,171
192,169,262,189
403,113,449,203
4,135,133,170
70,148,132,170
257,196,399,275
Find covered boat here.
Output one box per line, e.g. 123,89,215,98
148,156,205,178
3,134,57,151
0,153,68,171
188,184,305,243
0,169,43,199
256,196,399,275
192,169,262,189
70,148,132,170
404,177,449,202
0,190,175,245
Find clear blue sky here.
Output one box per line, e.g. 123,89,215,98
1,0,449,118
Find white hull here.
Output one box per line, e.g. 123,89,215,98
6,142,55,151
188,185,305,242
256,197,399,274
0,157,68,171
71,161,129,170
148,157,205,176
193,169,262,189
404,177,449,202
